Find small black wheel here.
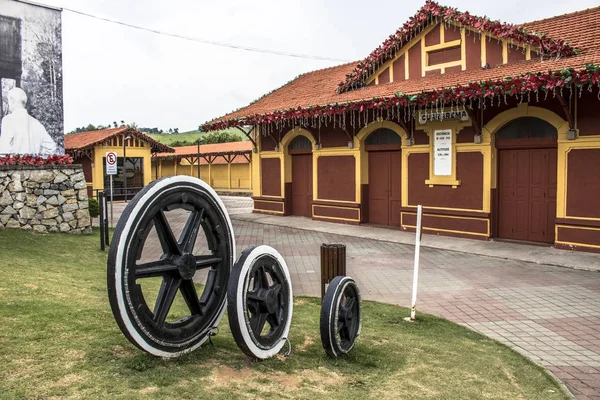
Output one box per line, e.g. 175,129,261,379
107,176,235,357
320,276,361,358
227,245,293,360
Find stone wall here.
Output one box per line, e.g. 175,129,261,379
0,165,92,234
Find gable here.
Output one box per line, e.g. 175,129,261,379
366,22,540,87
339,1,577,93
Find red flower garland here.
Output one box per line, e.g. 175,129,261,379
0,154,73,166
200,65,600,132
337,0,578,93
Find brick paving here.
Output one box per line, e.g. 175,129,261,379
122,196,600,398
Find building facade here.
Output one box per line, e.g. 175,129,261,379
202,2,600,252
65,127,173,198
152,141,253,193
65,128,253,197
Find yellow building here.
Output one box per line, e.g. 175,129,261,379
152,141,253,193
65,128,254,198
65,127,174,199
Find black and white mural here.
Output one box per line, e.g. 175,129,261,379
0,0,63,155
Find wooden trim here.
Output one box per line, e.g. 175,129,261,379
313,200,361,209
252,196,284,202
495,137,557,149
555,218,600,228
365,143,402,152
401,211,490,237
400,206,489,219
288,148,312,155
424,39,461,52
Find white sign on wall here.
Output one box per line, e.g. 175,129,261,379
433,130,452,176
106,151,118,175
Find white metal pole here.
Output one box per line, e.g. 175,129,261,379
409,205,423,321
110,175,114,229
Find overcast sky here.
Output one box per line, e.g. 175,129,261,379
38,0,599,133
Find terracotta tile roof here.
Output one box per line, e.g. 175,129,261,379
522,6,600,52
153,141,252,165
65,127,173,154
203,5,600,130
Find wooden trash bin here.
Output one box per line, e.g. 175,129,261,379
321,243,346,300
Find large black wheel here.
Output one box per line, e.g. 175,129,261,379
320,276,361,358
107,176,235,357
227,245,293,360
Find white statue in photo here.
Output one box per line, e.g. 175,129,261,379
0,87,57,155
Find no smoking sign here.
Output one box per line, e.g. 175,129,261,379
106,152,118,175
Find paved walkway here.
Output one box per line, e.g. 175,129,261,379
117,196,600,398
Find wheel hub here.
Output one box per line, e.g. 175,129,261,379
265,289,279,314
176,253,197,280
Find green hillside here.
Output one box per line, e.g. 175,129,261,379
147,128,247,146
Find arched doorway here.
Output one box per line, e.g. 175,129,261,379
366,128,402,226
289,135,313,217
497,117,558,243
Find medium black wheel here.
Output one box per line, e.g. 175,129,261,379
107,176,235,357
320,276,361,358
227,245,293,360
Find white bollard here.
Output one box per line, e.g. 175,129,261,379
405,205,423,322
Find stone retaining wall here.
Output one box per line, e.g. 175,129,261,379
0,165,92,234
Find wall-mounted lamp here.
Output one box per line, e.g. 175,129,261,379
404,138,414,147
274,144,280,152
252,146,258,153
347,140,354,149
314,143,322,150
567,128,577,140
474,135,482,144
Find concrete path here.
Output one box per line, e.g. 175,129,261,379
233,211,600,272
117,196,600,398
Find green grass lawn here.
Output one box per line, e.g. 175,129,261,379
147,129,246,146
0,229,568,400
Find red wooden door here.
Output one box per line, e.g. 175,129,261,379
368,151,401,226
291,154,313,217
498,149,556,243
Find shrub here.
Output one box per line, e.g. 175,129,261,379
88,198,100,218
0,154,73,166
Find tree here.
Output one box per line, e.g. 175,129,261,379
168,128,173,134
113,121,118,128
203,131,243,144
173,128,179,134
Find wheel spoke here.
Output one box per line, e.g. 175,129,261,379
135,259,178,278
270,284,281,296
180,280,203,316
179,209,204,253
247,290,261,301
250,311,269,335
246,297,261,314
267,311,280,328
344,297,355,311
154,211,181,255
153,276,181,326
194,255,222,270
259,267,269,289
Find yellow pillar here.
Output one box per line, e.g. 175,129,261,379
174,159,178,176
158,160,162,179
248,161,252,191
227,162,232,189
208,163,212,187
